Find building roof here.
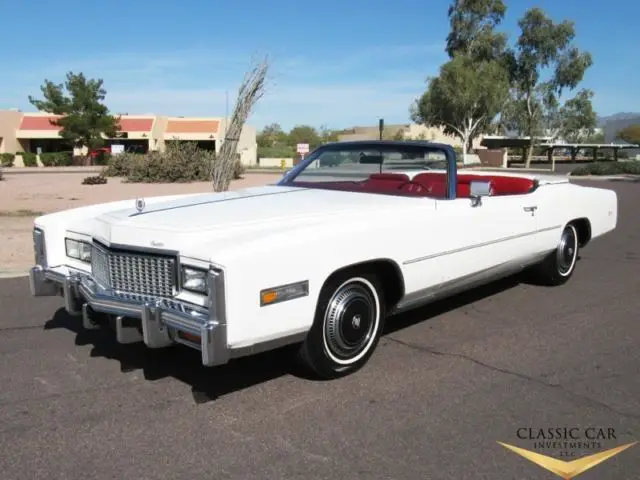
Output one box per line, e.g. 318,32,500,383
117,118,153,132
19,115,62,131
18,114,153,132
166,119,220,134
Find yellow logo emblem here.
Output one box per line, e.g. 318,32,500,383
498,441,637,479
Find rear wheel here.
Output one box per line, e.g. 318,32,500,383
297,272,386,379
529,223,579,286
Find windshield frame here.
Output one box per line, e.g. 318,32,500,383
277,140,458,199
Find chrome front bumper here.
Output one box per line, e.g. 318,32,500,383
29,265,230,367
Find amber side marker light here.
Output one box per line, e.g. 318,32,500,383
260,281,309,307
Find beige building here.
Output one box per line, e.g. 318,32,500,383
0,109,258,166
337,123,485,150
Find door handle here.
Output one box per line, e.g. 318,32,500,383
523,206,537,216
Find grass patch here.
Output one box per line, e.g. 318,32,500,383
0,209,45,217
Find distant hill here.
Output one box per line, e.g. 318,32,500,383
597,112,640,142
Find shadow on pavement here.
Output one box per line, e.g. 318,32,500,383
42,271,535,404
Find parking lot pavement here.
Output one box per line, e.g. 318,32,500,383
0,180,638,480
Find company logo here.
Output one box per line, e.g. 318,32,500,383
135,197,145,213
499,427,636,479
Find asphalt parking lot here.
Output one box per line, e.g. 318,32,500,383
0,179,638,480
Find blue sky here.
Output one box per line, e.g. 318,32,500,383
1,0,638,131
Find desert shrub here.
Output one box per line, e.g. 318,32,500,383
125,143,214,183
102,151,140,177
82,174,107,185
0,153,15,167
571,161,640,176
21,153,37,167
93,151,111,165
0,167,3,181
101,142,246,183
233,159,246,179
39,151,73,167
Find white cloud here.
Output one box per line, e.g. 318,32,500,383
2,43,445,130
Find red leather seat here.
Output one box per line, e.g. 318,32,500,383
361,173,410,194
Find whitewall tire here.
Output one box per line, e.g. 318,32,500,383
297,272,386,379
530,223,580,286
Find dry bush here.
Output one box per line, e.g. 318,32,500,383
213,56,269,191
104,142,213,183
82,174,108,185
101,151,141,177
102,142,246,183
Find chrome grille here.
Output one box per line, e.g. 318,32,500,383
91,243,177,298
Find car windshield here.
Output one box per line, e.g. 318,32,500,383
282,142,450,184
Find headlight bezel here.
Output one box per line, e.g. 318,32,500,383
180,265,208,294
65,238,92,263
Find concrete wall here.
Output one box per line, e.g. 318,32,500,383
259,157,294,168
0,110,23,153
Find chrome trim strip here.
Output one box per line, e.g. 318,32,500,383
29,265,59,297
403,225,561,265
200,268,229,367
91,236,180,257
393,251,550,314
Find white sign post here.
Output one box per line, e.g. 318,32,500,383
296,143,310,158
111,144,125,155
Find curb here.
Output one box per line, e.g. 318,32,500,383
0,270,29,279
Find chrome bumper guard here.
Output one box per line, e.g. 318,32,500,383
29,265,230,367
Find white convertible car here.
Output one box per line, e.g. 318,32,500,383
29,140,618,378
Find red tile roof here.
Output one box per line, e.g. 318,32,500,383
19,115,62,130
166,119,219,134
18,115,153,132
117,118,153,132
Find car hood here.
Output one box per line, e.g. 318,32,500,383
77,185,430,260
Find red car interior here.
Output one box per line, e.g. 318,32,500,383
292,171,536,198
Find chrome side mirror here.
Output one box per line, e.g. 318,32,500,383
469,180,491,207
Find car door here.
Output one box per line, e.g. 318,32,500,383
430,192,541,286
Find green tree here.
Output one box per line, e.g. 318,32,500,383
318,125,340,143
501,8,593,167
257,123,288,148
558,89,597,143
28,71,120,151
616,124,640,145
411,53,510,164
444,0,510,149
446,0,508,62
287,125,321,149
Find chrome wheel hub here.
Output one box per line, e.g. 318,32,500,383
324,282,377,360
557,227,577,274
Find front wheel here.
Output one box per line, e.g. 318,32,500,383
529,223,579,286
296,273,386,379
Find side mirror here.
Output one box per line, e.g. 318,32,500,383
469,180,492,207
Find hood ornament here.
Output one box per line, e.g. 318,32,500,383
135,197,145,213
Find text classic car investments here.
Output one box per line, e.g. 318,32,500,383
29,141,618,379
